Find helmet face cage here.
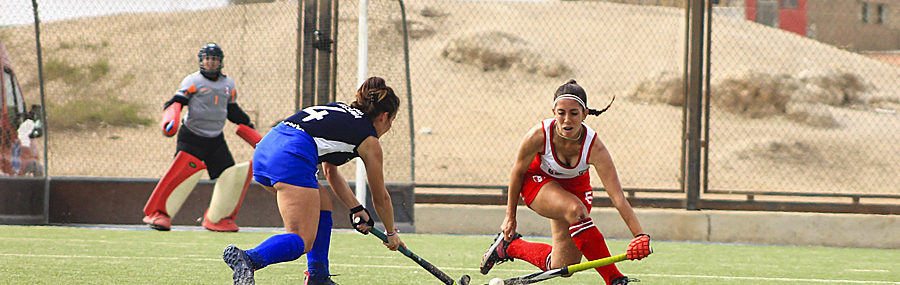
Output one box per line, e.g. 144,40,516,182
198,43,224,74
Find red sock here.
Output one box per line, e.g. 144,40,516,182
569,218,623,285
506,238,552,271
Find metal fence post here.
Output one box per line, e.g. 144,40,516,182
315,0,332,106
300,0,317,110
684,0,706,210
32,0,51,225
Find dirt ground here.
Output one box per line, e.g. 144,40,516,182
2,0,898,196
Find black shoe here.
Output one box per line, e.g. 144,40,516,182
304,271,338,285
223,245,255,285
479,232,521,275
611,276,640,285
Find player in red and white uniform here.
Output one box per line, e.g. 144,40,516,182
480,80,651,285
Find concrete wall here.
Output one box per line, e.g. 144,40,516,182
0,177,416,232
415,205,899,249
3,178,897,248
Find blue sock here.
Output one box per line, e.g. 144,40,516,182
307,211,333,279
245,233,305,270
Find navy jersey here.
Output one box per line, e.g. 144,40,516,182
283,102,377,166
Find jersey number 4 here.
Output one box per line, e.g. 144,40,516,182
300,105,362,122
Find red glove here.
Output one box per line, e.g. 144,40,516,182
160,102,182,137
626,234,651,260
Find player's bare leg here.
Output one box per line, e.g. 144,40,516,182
224,183,320,285
529,182,625,284
275,183,320,254
549,219,584,274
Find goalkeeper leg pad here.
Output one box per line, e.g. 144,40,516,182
202,161,252,232
142,151,206,230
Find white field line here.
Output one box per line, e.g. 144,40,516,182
2,253,897,284
0,236,208,247
637,273,900,284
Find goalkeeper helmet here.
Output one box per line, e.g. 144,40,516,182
198,43,224,78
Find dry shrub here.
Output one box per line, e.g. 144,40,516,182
738,139,821,165
784,102,839,128
711,70,876,128
867,96,900,110
628,71,684,106
441,31,568,77
712,71,796,118
629,69,875,128
420,6,448,18
794,69,870,106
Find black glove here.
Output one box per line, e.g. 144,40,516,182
349,205,374,235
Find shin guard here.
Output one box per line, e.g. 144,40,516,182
204,161,252,224
569,218,623,284
507,239,553,271
245,233,306,270
143,151,206,218
307,211,333,279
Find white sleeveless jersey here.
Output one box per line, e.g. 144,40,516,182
536,118,596,179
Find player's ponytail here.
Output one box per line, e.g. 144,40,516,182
351,76,401,119
587,94,615,117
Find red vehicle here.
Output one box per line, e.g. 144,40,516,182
1,40,43,176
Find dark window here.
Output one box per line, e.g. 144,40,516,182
862,2,870,23
876,4,885,24
780,0,798,9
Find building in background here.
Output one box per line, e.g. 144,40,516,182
746,0,900,51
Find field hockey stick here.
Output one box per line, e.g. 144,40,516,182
488,250,647,285
369,229,472,285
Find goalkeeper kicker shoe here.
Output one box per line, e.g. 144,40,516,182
202,215,240,232
303,271,338,285
223,244,255,285
142,211,171,231
480,232,521,275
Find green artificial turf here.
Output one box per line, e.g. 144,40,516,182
1,225,897,284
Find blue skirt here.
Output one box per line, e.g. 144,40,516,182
252,123,319,189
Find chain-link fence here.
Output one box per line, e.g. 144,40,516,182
705,0,900,196
2,0,898,200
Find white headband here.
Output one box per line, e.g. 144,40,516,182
553,94,586,109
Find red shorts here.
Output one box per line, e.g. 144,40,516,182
520,170,594,213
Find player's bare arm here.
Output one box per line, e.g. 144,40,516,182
502,124,545,238
588,137,644,236
358,135,404,251
322,162,371,232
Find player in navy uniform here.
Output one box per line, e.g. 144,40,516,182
222,76,403,285
142,43,256,232
480,80,652,285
